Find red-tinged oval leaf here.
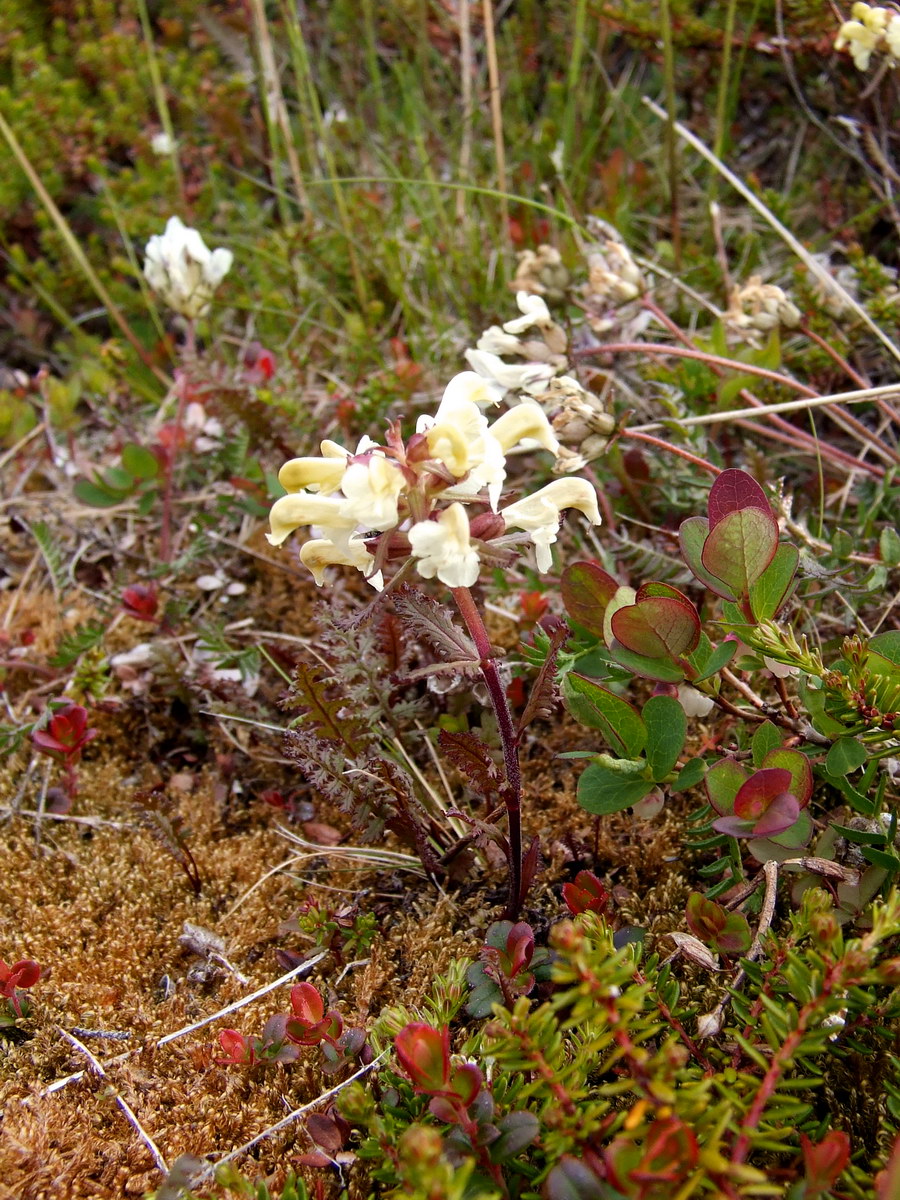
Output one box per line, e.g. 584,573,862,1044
749,542,799,621
707,468,772,528
560,561,619,638
715,912,753,956
505,923,536,977
685,892,728,941
448,1061,483,1106
761,746,814,806
635,581,693,602
611,595,701,661
701,508,778,599
562,870,609,916
394,1023,450,1093
802,1131,851,1191
8,960,41,989
712,814,753,837
290,982,325,1025
680,515,736,599
752,790,799,836
705,757,748,815
733,768,794,820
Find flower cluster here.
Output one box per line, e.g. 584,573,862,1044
835,3,900,70
724,275,802,344
267,372,601,590
143,216,233,320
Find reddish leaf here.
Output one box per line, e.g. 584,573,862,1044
517,620,568,737
611,593,700,660
448,1061,483,1106
560,561,619,637
751,790,800,836
394,1023,451,1094
121,584,159,622
504,923,536,978
438,728,502,800
733,768,794,821
563,870,609,916
306,1113,346,1155
685,894,752,957
801,1130,851,1194
289,982,325,1026
700,507,778,599
707,468,772,528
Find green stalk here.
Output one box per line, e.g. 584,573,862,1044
710,0,738,204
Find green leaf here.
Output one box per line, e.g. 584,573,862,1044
751,721,782,768
121,442,160,480
701,508,779,600
102,465,135,492
749,542,799,621
607,642,686,683
642,695,687,781
831,822,889,846
563,674,646,757
868,631,900,680
690,637,737,682
671,757,707,791
860,846,900,873
832,529,853,559
880,526,900,566
705,757,747,815
577,763,654,816
73,478,124,508
680,515,735,598
825,738,868,778
761,747,814,806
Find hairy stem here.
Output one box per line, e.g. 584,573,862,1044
452,586,523,918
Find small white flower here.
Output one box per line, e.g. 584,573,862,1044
464,349,555,397
502,292,555,336
763,655,799,679
143,216,233,320
676,685,715,718
195,573,226,591
151,131,177,155
887,14,900,57
408,503,481,588
476,326,525,357
501,478,601,573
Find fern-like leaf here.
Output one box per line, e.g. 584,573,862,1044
517,619,569,739
438,728,502,801
393,585,478,664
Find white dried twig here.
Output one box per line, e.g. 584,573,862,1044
57,1028,168,1174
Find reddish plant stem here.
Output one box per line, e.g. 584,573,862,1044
577,340,819,397
591,317,887,479
452,585,523,918
619,429,722,476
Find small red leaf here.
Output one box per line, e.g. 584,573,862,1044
394,1023,450,1094
708,468,772,529
611,594,700,660
563,870,609,916
733,768,793,820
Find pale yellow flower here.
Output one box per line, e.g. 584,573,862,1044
408,503,481,588
501,478,601,573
